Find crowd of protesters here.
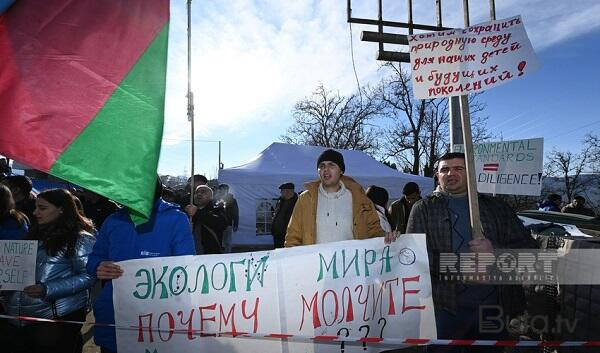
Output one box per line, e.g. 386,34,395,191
0,150,598,352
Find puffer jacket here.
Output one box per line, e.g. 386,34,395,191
5,231,95,325
87,198,196,352
285,175,384,246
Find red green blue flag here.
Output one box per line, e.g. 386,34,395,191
0,0,169,223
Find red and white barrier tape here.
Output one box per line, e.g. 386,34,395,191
1,314,599,347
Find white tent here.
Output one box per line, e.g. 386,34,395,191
219,143,434,248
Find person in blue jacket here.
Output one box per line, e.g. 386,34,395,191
86,180,196,353
0,184,29,240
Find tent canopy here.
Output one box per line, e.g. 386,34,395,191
219,143,433,247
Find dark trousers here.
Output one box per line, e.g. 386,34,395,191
0,307,86,353
425,306,506,353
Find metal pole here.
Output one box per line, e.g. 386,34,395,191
435,0,442,27
377,0,383,52
407,0,414,35
187,0,195,205
489,0,496,20
218,141,222,170
463,0,470,26
459,95,484,240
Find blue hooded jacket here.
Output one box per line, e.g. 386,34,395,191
86,198,195,351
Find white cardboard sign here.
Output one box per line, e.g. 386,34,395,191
453,138,544,196
409,15,539,99
0,240,37,291
113,235,436,353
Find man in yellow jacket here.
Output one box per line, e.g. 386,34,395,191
285,149,384,246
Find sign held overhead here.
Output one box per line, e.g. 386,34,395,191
409,16,539,99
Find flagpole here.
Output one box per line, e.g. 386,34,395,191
187,0,195,205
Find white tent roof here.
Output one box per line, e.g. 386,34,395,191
219,143,433,247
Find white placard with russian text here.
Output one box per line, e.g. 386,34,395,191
113,235,436,353
409,15,539,99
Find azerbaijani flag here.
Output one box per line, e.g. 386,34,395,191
0,0,169,223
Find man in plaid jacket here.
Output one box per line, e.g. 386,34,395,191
406,152,537,352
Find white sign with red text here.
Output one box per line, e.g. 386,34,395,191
113,235,436,353
409,15,539,99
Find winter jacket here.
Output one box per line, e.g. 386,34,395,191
285,176,384,247
539,200,561,212
86,198,196,352
220,193,239,228
0,216,28,240
388,196,420,233
191,201,229,254
406,191,538,316
271,193,298,240
5,232,95,325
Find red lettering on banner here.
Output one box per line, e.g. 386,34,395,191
177,309,197,340
157,312,175,342
300,292,321,330
402,276,426,313
219,303,237,335
199,304,217,337
321,289,340,326
137,313,154,342
241,298,260,333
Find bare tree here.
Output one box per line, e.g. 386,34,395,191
544,134,599,203
378,63,492,177
281,83,382,153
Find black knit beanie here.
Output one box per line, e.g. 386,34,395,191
317,149,345,173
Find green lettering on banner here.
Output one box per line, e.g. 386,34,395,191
379,246,392,274
188,264,209,294
246,255,269,291
342,249,360,278
317,252,338,282
228,259,246,293
152,266,169,299
364,249,376,277
133,269,152,299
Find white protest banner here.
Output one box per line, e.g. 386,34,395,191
453,138,544,196
0,240,37,291
409,15,539,99
113,235,436,353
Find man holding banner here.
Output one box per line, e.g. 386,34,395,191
285,149,384,246
404,152,537,351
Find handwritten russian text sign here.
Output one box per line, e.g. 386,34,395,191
113,235,436,353
453,138,544,196
0,240,37,291
409,15,539,99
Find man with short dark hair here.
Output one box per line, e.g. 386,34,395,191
286,149,384,246
271,182,298,248
395,152,537,352
388,181,421,233
562,195,595,217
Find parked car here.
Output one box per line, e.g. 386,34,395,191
518,210,600,237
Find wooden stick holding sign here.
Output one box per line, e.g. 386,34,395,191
459,95,485,240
